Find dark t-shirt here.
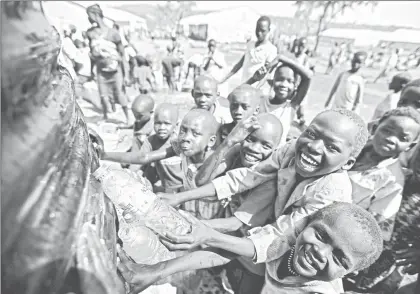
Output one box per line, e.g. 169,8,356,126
138,134,183,191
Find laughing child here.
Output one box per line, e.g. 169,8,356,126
325,51,368,114
247,54,312,145
219,84,262,142
191,75,232,125
102,103,184,192
117,202,383,294
154,109,368,289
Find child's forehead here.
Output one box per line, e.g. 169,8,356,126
310,113,358,143
230,91,255,103
312,217,371,260
194,79,217,92
252,127,279,145
275,66,295,78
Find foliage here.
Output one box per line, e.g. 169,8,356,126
155,1,196,34
294,1,378,52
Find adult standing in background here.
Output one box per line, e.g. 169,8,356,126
218,16,277,87
201,39,228,96
85,4,131,125
374,47,400,83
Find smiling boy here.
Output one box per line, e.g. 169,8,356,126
117,203,383,294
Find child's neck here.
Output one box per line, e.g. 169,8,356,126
353,145,392,171
188,149,212,165
270,95,289,106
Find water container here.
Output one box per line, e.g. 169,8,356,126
118,226,175,264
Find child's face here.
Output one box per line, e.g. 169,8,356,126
292,214,370,281
398,86,420,111
240,127,278,168
255,20,270,42
351,55,366,72
372,116,420,158
229,92,259,124
295,113,357,178
154,109,177,141
178,116,215,159
192,81,218,111
273,67,296,101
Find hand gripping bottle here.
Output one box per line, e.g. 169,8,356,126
92,163,192,260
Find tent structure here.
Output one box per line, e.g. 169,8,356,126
180,6,263,43
42,1,147,37
319,28,390,47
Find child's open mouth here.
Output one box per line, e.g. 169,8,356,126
243,152,260,163
298,152,320,172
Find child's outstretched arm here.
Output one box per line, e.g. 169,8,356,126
219,55,245,84
102,146,176,165
160,210,257,258
117,246,235,294
195,116,261,186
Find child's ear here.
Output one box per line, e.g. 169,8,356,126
369,120,379,136
207,135,217,150
341,157,356,171
254,105,260,115
191,89,195,97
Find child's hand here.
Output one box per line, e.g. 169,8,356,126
395,246,420,275
226,116,261,146
251,66,268,82
157,192,181,207
117,245,160,294
159,210,214,251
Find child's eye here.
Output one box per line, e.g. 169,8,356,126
306,130,316,138
327,145,339,153
263,144,272,150
193,131,200,137
315,230,324,241
245,137,253,143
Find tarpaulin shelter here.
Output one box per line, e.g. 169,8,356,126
180,6,263,43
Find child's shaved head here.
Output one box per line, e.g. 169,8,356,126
154,103,178,141
228,84,261,105
309,202,383,271
389,72,412,91
256,113,283,146
155,103,179,121
318,109,369,157
193,75,218,93
182,109,219,136
228,85,262,123
132,95,155,114
192,75,219,110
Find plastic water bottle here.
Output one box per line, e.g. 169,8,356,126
118,226,175,264
92,163,192,235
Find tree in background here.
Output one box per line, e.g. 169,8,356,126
294,1,378,53
155,1,196,36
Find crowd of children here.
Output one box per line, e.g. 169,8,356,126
81,11,420,294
